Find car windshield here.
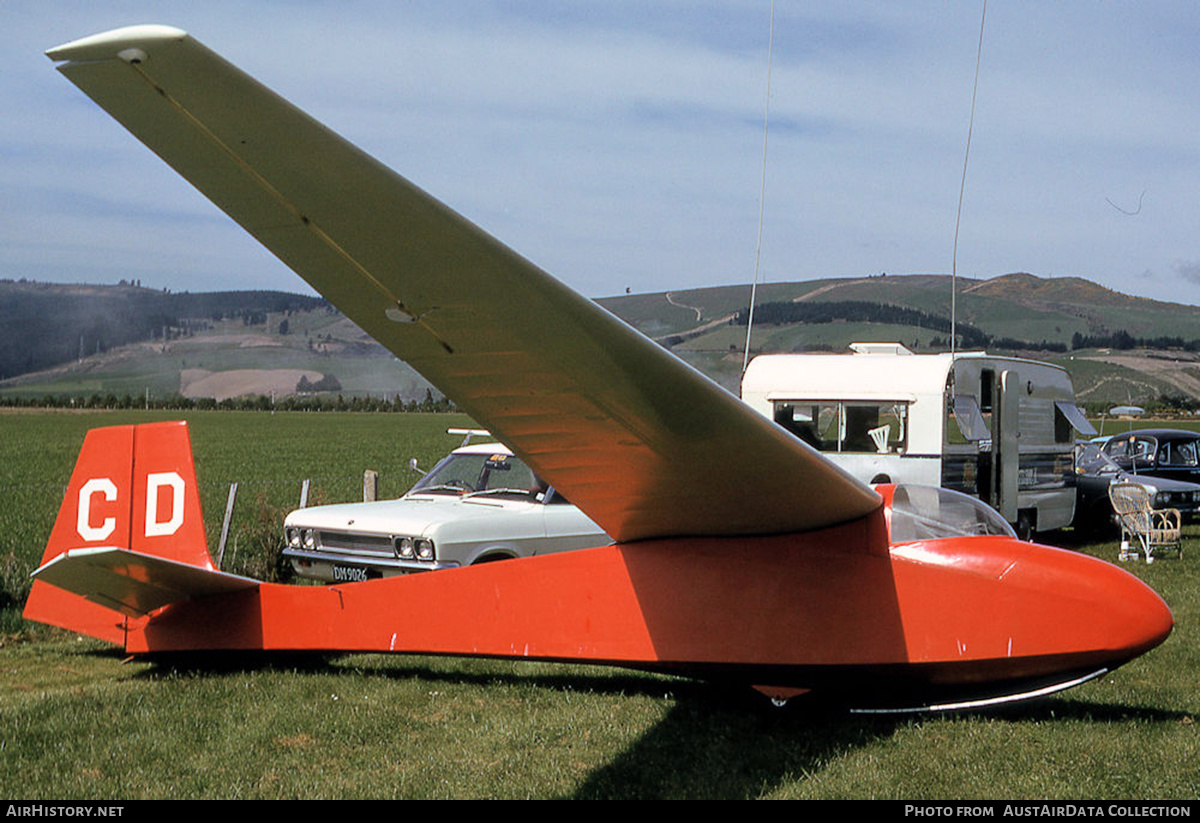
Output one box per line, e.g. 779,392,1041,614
1075,442,1121,476
888,485,1016,543
409,451,546,499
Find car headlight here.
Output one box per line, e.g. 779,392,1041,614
396,535,415,561
286,528,301,549
302,529,316,549
415,538,435,561
1155,492,1169,507
392,536,435,561
395,536,415,559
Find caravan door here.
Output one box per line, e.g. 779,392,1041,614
994,370,1020,523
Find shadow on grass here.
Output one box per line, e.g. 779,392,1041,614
567,689,1193,799
127,650,1191,800
987,695,1191,724
126,649,343,676
131,649,695,700
569,688,896,799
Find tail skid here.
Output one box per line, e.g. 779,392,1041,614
23,421,257,643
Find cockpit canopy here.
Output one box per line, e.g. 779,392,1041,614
886,484,1017,543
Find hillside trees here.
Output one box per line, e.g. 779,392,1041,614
0,281,327,379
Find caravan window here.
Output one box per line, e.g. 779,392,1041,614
947,395,990,445
1054,401,1096,443
773,401,909,453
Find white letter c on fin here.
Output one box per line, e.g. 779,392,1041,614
144,472,185,537
77,477,118,541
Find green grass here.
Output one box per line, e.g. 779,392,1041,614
1,410,1198,799
1091,418,1200,436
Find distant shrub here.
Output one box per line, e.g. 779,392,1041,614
296,374,342,393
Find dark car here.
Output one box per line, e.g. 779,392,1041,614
1102,428,1200,486
1074,440,1200,532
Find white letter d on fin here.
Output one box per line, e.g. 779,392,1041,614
144,472,185,537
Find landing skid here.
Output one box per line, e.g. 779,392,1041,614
847,668,1110,714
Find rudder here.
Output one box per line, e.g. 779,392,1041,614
23,421,213,642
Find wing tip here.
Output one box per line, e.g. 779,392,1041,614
47,24,188,63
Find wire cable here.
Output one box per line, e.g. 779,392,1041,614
742,0,776,376
952,0,988,355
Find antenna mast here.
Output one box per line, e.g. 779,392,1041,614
742,0,776,375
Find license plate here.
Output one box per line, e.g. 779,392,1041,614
331,564,369,582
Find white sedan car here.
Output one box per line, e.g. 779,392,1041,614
282,442,610,582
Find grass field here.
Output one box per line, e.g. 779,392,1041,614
1,410,1198,799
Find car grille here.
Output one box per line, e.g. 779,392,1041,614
317,531,395,558
1164,492,1200,509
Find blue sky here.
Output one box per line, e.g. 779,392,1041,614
2,1,1199,306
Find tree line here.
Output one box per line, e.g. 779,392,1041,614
1070,330,1200,352
736,300,998,350
0,390,455,414
735,299,1200,354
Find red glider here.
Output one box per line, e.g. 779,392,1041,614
25,26,1172,711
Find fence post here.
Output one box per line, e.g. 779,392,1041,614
216,482,238,569
363,470,378,502
299,478,310,508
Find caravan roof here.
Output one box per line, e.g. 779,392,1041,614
742,345,1070,402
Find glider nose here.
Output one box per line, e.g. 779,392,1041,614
893,538,1173,682
1038,546,1173,668
1105,564,1173,662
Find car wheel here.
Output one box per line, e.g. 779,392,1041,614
1016,511,1035,541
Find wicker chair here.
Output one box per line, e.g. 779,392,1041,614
1107,481,1182,563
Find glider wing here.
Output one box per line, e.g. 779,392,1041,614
48,26,880,542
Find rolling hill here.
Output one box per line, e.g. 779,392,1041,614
3,273,1200,409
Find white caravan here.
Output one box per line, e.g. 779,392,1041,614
741,343,1095,536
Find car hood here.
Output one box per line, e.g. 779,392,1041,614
1125,473,1200,493
283,493,540,535
1082,470,1200,494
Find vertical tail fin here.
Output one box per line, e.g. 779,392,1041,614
23,421,214,642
